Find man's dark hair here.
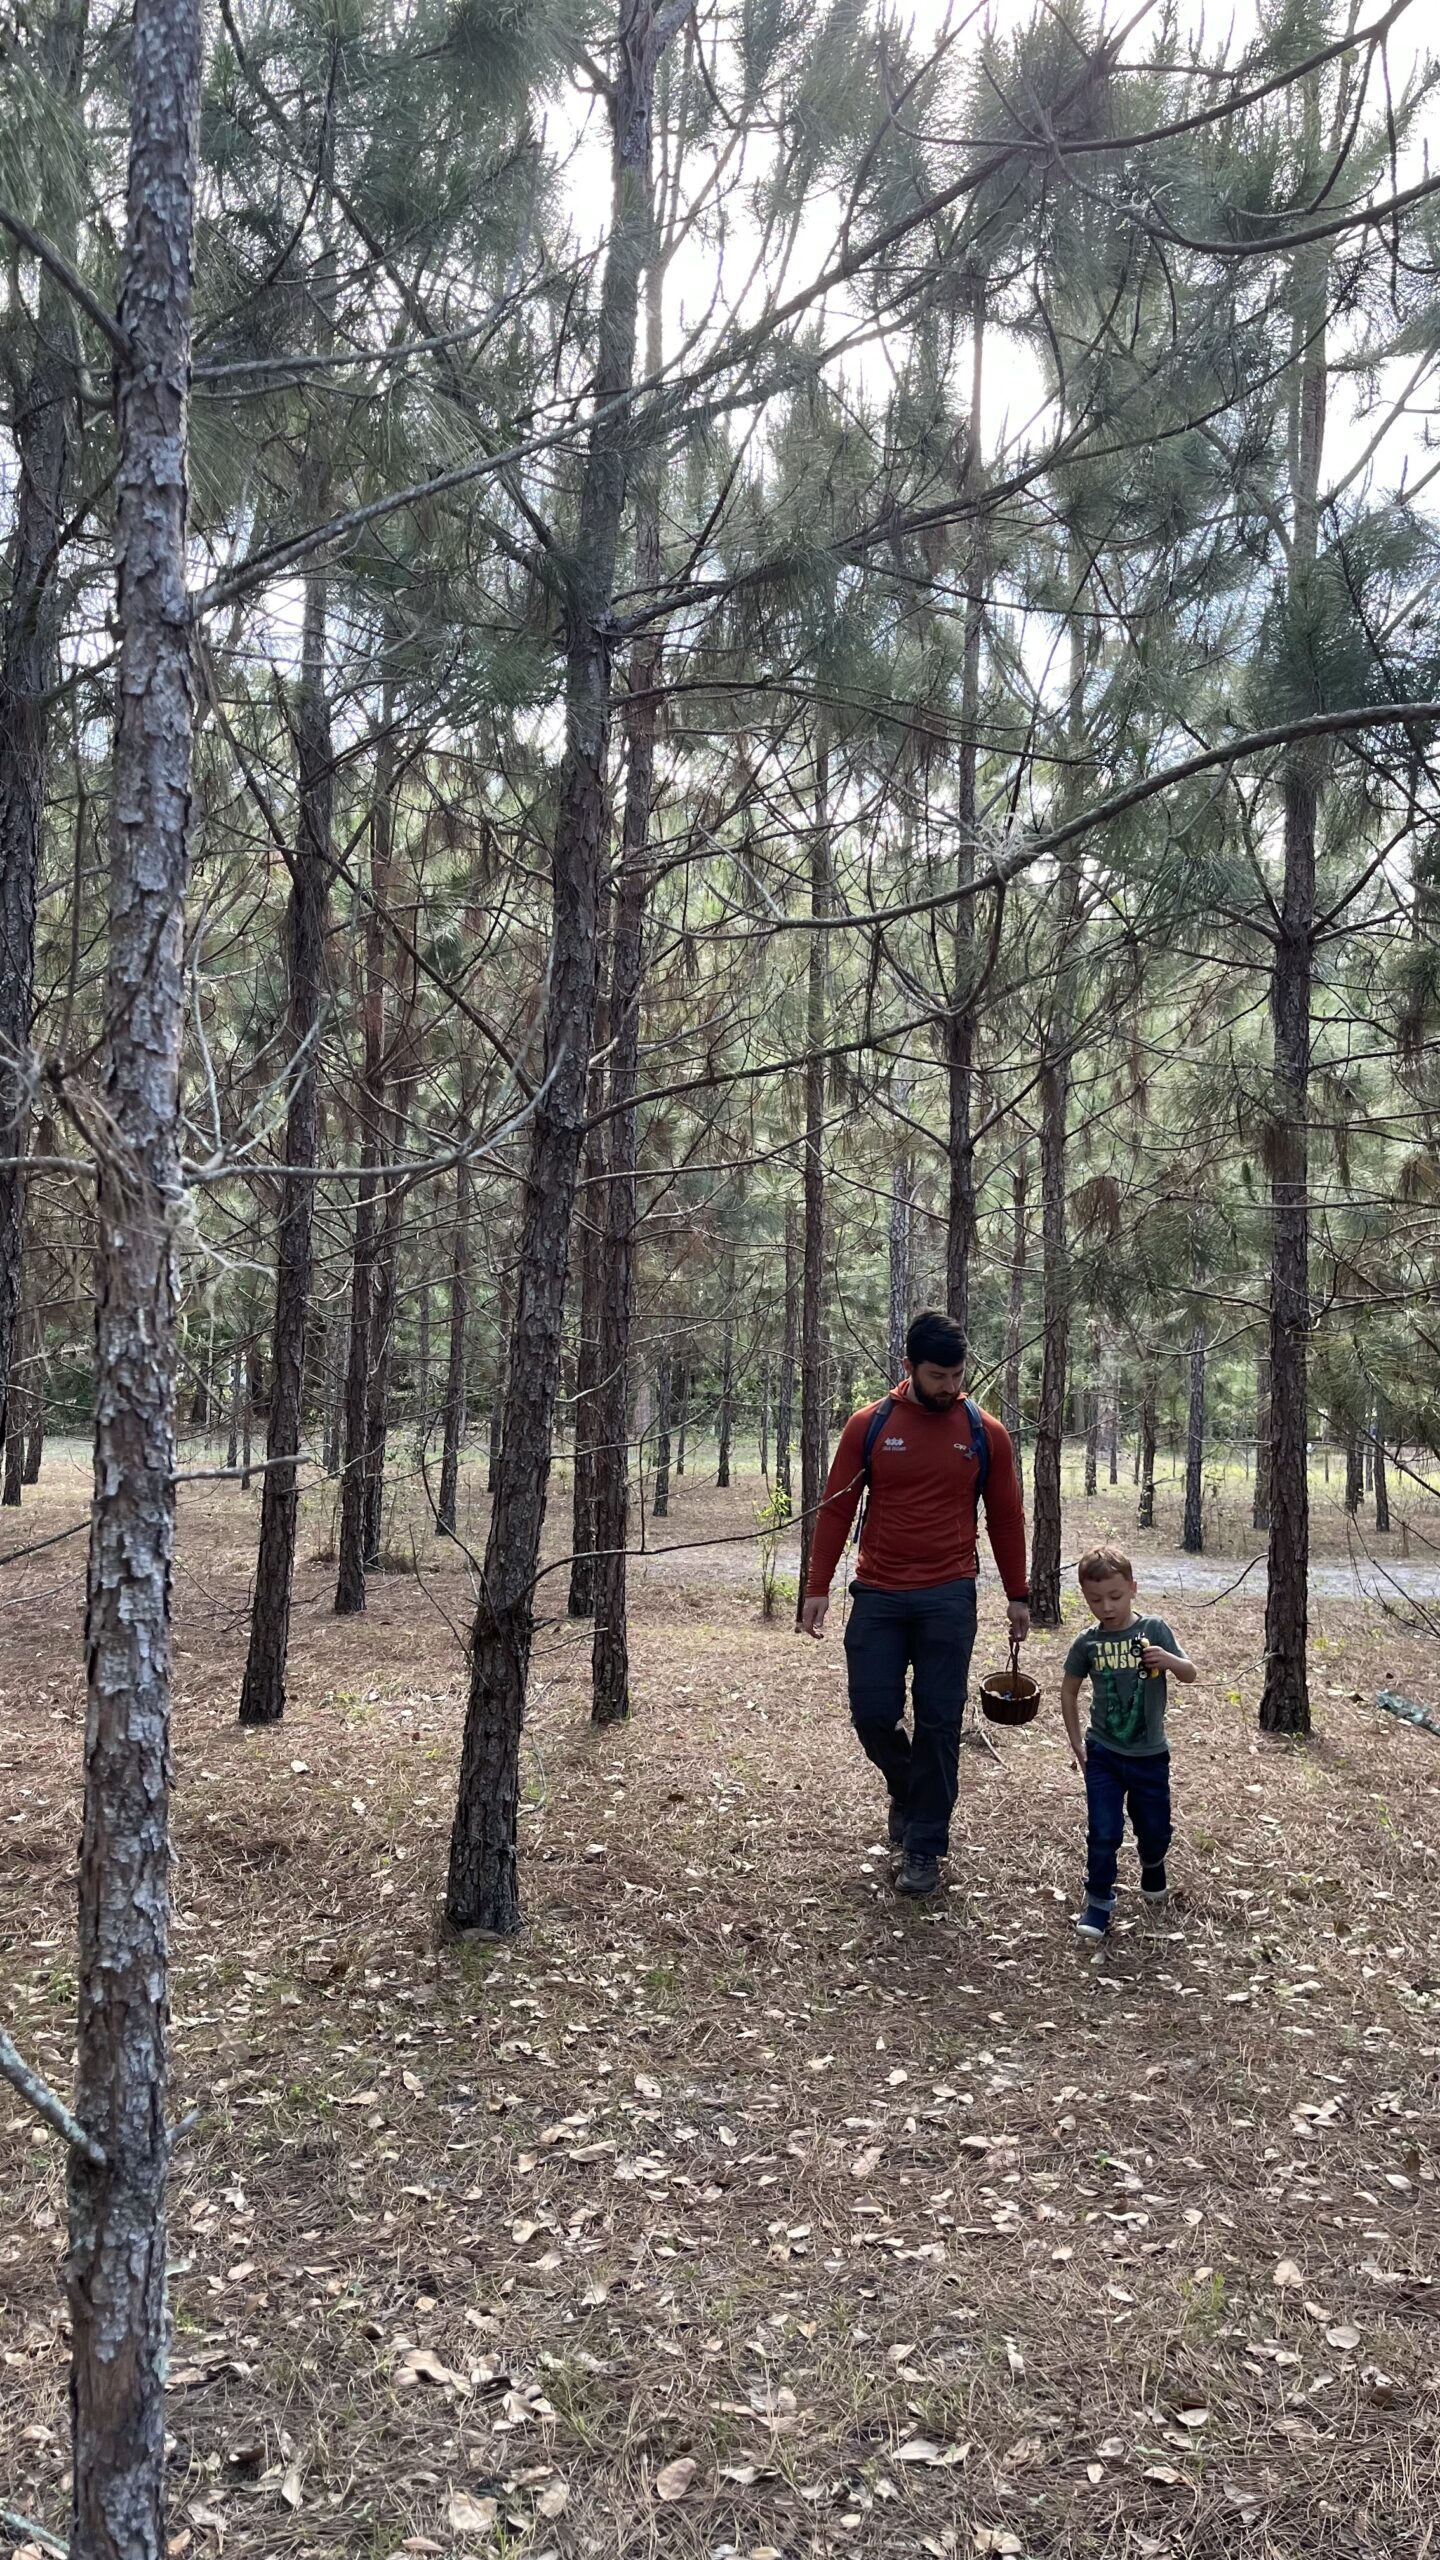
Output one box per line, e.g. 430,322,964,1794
906,1308,967,1369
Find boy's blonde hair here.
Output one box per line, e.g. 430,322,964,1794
1077,1543,1135,1586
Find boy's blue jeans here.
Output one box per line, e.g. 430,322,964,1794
1085,1738,1172,1905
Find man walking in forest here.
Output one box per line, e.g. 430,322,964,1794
801,1310,1031,1896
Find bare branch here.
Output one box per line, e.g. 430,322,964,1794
0,2027,105,2165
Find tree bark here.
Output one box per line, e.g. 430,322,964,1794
1252,1347,1271,1529
1083,1323,1100,1500
225,1346,242,1473
888,1096,911,1385
486,1276,508,1494
1028,1053,1069,1625
436,1156,470,1537
1003,1158,1026,1469
447,0,685,1934
1344,1418,1363,1517
776,1201,797,1497
69,6,200,2550
1183,1325,1206,1554
0,0,83,1469
944,286,985,1329
1107,1360,1119,1485
3,1290,33,1506
1260,236,1327,1735
568,985,611,1616
416,1271,431,1444
1374,1398,1390,1533
794,742,829,1623
1137,1355,1158,1529
238,552,332,1720
715,1255,736,1488
361,1164,404,1566
336,724,399,1608
652,1349,672,1518
591,228,663,1723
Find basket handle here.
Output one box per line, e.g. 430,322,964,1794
1008,1637,1022,1683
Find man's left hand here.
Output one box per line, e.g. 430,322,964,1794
1007,1600,1031,1643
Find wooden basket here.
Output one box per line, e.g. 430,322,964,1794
979,1641,1041,1727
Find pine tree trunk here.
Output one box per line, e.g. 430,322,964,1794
944,287,985,1330
1107,1365,1119,1485
0,0,82,1471
70,9,200,2549
568,1031,610,1615
241,1358,254,1491
652,1350,672,1518
362,1176,403,1565
591,271,662,1724
23,1345,44,1486
3,1291,30,1506
486,1275,507,1495
1183,1325,1206,1554
1344,1421,1363,1517
323,1311,342,1476
776,1201,797,1498
1260,242,1327,1733
1138,1357,1158,1529
1252,1347,1271,1530
888,1104,911,1385
1374,1398,1390,1533
1260,742,1316,1734
436,1158,470,1537
587,804,647,1724
1004,1158,1026,1468
1083,1324,1100,1499
336,728,399,1607
226,1347,242,1472
675,1357,689,1475
1029,1054,1069,1625
716,1263,735,1489
238,552,332,1722
758,1355,770,1480
416,1274,431,1448
335,1155,377,1613
447,0,678,1935
794,744,829,1622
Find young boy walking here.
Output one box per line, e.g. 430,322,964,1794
1059,1544,1197,1940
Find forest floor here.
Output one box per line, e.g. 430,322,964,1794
3,1445,1440,2560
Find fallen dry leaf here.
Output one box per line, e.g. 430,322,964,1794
395,2346,468,2392
655,2456,697,2502
1327,2325,1361,2352
447,2490,499,2535
1273,2258,1304,2289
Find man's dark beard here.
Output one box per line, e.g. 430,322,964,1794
912,1382,961,1412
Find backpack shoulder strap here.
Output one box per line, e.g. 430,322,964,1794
861,1395,896,1482
964,1396,990,1498
850,1395,896,1553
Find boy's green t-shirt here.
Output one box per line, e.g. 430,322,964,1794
1064,1614,1180,1756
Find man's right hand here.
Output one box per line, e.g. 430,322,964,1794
801,1594,829,1639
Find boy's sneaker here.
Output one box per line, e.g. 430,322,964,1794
1074,1901,1112,1940
1140,1863,1168,1904
896,1852,941,1897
